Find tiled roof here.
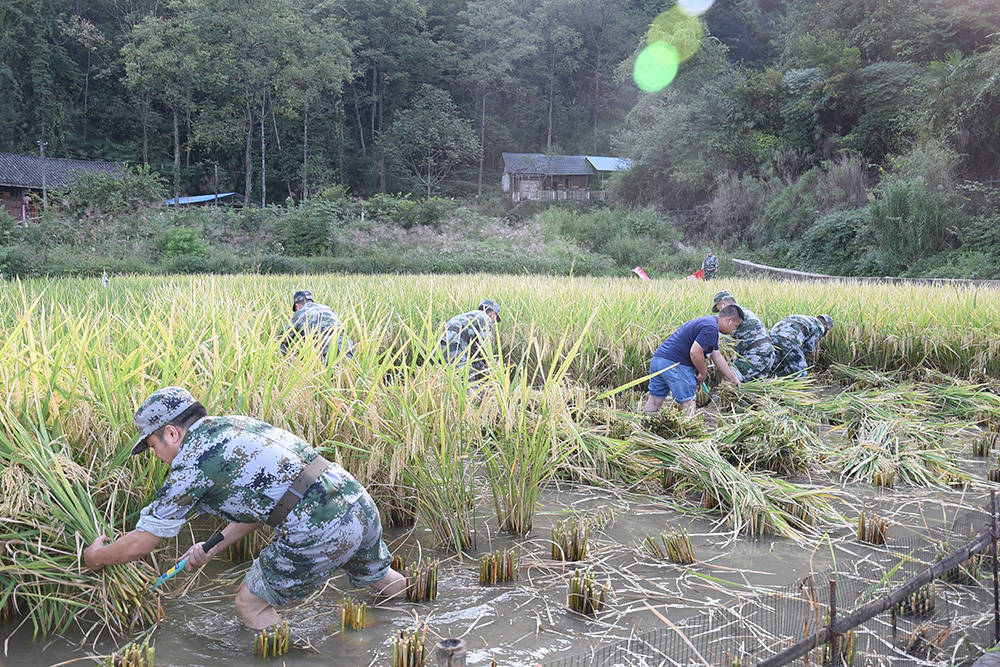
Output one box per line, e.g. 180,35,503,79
0,152,124,189
502,153,595,176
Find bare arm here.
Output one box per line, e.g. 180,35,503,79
84,530,162,570
182,521,261,570
710,349,741,386
689,341,708,382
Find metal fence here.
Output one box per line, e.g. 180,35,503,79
542,496,999,667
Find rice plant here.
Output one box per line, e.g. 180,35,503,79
833,419,966,487
633,431,837,538
973,432,997,457
392,622,427,667
640,405,708,439
405,559,439,603
104,637,154,667
905,621,951,660
551,517,589,561
479,549,517,585
895,583,935,617
567,570,609,615
253,622,290,659
643,527,696,564
341,597,367,631
820,629,856,666
989,465,1000,483
226,528,270,561
857,508,888,545
715,410,820,475
391,554,408,572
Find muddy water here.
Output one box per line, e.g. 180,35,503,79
2,460,994,666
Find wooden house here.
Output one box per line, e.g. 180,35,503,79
0,152,124,221
501,153,632,202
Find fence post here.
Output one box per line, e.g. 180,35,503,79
434,638,467,667
992,491,999,645
828,579,838,666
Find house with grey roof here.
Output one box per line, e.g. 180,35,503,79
501,152,632,202
0,152,124,221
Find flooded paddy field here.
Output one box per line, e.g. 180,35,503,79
2,275,1000,666
3,452,996,666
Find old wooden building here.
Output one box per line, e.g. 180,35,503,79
0,152,124,221
501,153,632,202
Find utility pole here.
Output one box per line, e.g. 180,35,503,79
36,140,48,209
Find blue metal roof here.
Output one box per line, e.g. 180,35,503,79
163,192,236,206
586,156,633,172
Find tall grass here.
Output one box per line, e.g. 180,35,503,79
1,272,997,637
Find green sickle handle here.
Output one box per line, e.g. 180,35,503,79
153,531,225,589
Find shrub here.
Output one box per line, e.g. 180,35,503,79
163,227,209,259
869,179,961,262
0,246,38,277
0,209,16,246
708,173,772,244
396,197,455,229
281,203,334,256
366,193,414,223
255,254,302,275
51,165,166,218
793,208,870,274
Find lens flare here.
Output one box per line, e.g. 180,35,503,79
678,0,715,17
633,42,680,92
647,7,703,63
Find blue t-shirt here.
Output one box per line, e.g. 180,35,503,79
653,315,719,367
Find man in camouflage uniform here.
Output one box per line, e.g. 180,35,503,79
711,290,775,381
439,298,501,381
770,314,834,377
83,387,405,629
702,251,719,280
279,289,353,361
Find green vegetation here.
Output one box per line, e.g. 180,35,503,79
2,273,999,638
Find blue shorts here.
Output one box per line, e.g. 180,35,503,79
649,357,697,403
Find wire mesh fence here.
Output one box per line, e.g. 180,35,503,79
541,500,998,667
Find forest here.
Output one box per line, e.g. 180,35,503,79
2,0,1000,277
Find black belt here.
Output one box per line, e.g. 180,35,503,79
265,456,330,527
738,336,772,354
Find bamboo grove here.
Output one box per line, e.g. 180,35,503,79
1,273,999,639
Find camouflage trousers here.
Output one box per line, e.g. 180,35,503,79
703,269,717,280
244,479,390,607
771,335,809,378
732,345,776,382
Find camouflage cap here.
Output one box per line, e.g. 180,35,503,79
478,298,501,321
292,289,313,305
131,386,197,455
818,314,834,331
713,290,735,305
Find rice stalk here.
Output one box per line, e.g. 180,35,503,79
479,549,517,585
392,622,427,667
340,597,367,631
856,508,888,545
833,419,966,487
643,527,696,564
894,583,935,617
551,517,589,561
405,559,439,603
567,569,608,615
253,622,290,659
104,636,154,667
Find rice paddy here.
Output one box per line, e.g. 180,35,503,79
1,273,999,665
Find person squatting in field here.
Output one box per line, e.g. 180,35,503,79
711,290,776,382
770,314,834,377
643,305,744,416
83,387,406,629
439,298,501,382
279,289,354,361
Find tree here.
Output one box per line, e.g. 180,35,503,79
380,85,480,197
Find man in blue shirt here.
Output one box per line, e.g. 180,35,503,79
643,305,744,415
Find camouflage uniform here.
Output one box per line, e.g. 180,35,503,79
702,254,719,280
135,414,390,607
770,315,828,378
280,301,353,360
439,309,495,381
728,307,775,381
